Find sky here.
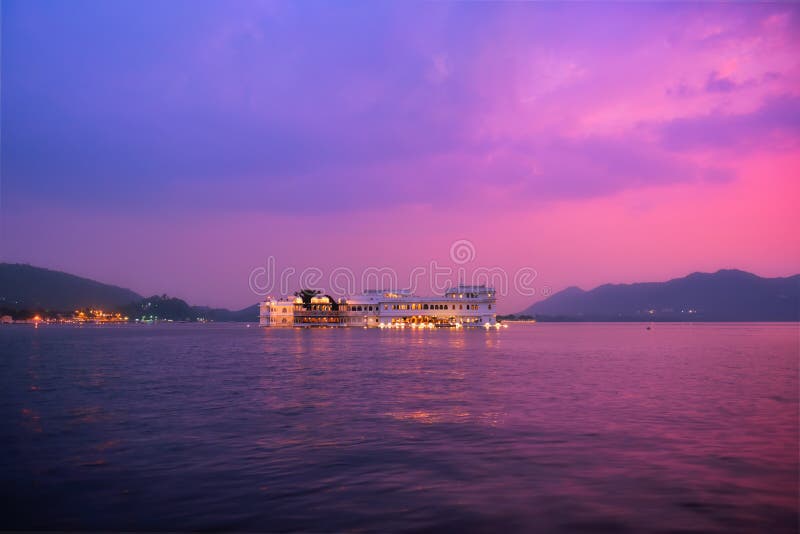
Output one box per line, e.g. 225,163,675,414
1,0,799,312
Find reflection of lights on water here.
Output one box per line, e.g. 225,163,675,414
387,410,472,424
20,407,43,433
377,321,504,330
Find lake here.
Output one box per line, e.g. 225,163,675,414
1,323,797,532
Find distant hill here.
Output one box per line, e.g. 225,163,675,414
192,304,260,322
0,263,259,321
120,294,196,322
0,263,142,311
521,269,799,321
119,296,259,322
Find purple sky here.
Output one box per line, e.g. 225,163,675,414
2,1,799,311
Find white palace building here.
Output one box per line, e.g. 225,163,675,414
259,285,500,329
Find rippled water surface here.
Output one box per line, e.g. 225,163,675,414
1,323,798,532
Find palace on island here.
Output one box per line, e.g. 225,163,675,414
259,285,500,328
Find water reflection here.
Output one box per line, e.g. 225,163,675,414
20,407,42,433
0,323,797,532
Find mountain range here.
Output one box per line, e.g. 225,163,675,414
2,263,798,322
0,263,257,321
521,269,799,321
0,263,142,311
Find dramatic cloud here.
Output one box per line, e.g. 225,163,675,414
705,72,741,93
1,0,798,308
659,95,800,152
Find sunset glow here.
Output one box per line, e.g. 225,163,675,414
2,1,798,311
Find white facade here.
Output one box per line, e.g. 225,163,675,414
258,298,297,327
259,285,497,328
